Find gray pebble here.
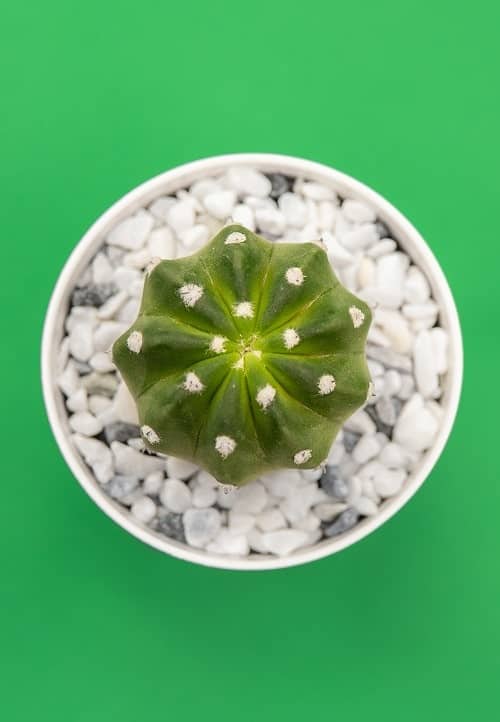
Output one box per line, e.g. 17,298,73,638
375,396,397,426
343,430,361,453
375,221,391,239
323,508,359,537
154,512,186,543
71,283,116,308
267,173,293,199
104,422,141,444
81,372,118,397
105,475,139,501
365,404,393,437
320,466,349,499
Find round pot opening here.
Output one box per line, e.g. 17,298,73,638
41,154,463,570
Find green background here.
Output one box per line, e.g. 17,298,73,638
2,1,498,720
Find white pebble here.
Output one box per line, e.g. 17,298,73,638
66,387,88,413
375,309,412,353
167,200,195,234
323,232,355,268
226,167,272,197
88,394,111,415
117,298,140,323
143,471,164,495
295,512,321,532
372,467,406,497
92,252,113,284
90,351,115,373
256,509,286,532
166,456,198,480
183,508,221,548
429,327,449,374
414,330,439,398
367,239,397,258
359,285,403,309
113,266,142,293
148,226,176,258
255,206,286,235
318,200,337,229
353,496,378,516
207,530,249,556
342,199,376,223
203,190,236,220
341,223,379,251
313,502,347,522
398,373,415,400
278,192,308,227
192,484,217,508
72,434,113,484
280,483,319,524
195,470,218,488
402,301,439,321
232,203,255,230
107,210,154,250
123,248,151,269
228,512,255,535
261,529,309,556
357,256,376,288
99,382,138,425
369,359,384,376
160,478,192,513
131,496,157,523
69,411,103,436
344,408,376,435
189,179,222,200
179,224,209,249
352,434,382,464
346,475,363,504
339,264,358,291
376,252,410,307
69,322,94,362
148,196,177,221
299,181,336,201
393,394,439,452
93,321,127,353
327,442,344,465
379,442,409,468
111,440,164,477
404,266,431,303
216,485,237,509
259,469,303,497
300,467,323,482
97,291,128,320
232,481,267,514
368,326,391,348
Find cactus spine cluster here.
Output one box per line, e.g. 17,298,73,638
112,224,372,486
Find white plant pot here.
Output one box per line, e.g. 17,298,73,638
41,153,463,571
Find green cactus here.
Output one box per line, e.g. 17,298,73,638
112,224,372,486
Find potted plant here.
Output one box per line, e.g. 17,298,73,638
41,154,463,570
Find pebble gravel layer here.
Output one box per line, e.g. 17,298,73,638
56,166,449,558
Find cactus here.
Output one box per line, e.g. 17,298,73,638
112,224,372,486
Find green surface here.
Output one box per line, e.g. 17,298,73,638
1,1,498,720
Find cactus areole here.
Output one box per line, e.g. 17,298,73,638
112,224,372,486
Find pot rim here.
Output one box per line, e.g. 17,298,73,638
41,153,463,571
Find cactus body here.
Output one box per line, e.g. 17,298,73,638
112,224,371,486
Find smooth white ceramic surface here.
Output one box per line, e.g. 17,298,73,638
41,153,463,571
